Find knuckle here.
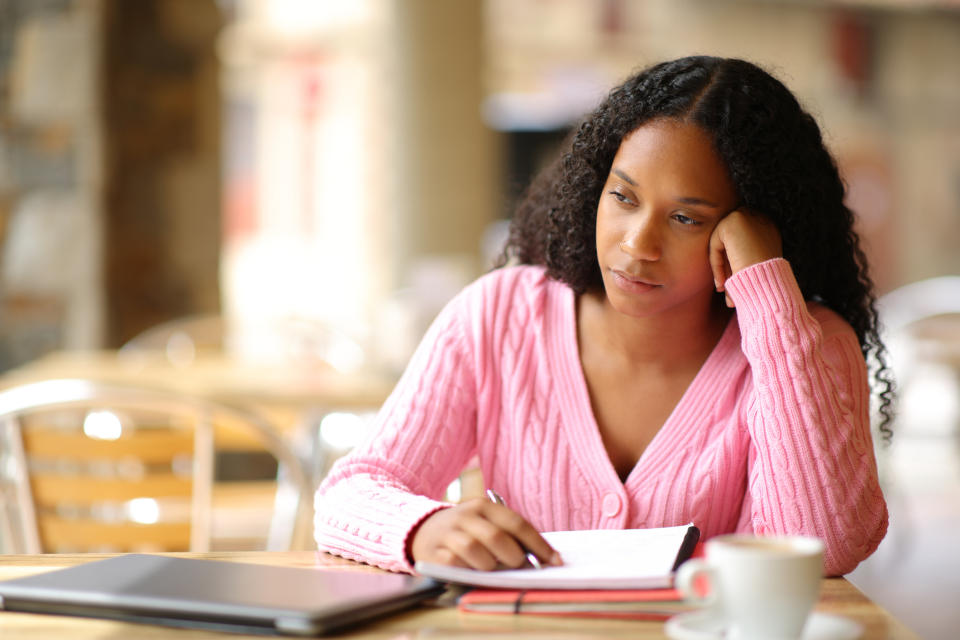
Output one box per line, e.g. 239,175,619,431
485,528,514,549
456,536,485,558
434,548,456,565
461,498,487,514
504,512,529,531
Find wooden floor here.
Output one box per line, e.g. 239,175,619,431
849,424,960,639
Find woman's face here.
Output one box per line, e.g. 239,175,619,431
595,118,738,320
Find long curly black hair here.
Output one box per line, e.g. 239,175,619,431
500,55,894,440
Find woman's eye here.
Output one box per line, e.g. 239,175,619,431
609,191,633,204
672,212,700,226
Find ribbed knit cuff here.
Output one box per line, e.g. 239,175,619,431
314,482,453,573
724,258,806,327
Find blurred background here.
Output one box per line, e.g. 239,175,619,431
0,0,958,636
2,0,958,363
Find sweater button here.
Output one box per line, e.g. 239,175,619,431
601,492,622,517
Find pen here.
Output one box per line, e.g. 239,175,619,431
485,489,544,570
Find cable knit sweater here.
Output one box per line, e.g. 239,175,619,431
314,259,888,576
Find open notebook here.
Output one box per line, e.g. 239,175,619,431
416,523,700,590
0,554,444,636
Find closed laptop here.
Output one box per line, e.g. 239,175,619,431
0,554,444,636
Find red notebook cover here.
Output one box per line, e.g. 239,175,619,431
456,542,705,621
458,587,691,620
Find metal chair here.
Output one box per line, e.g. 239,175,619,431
875,275,960,437
849,277,960,635
0,378,314,553
119,313,378,495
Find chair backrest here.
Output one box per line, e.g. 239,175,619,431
118,314,225,368
875,276,960,438
876,276,960,374
0,379,313,554
877,276,960,337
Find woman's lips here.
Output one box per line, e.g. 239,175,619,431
611,269,661,294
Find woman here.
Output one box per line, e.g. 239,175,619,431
314,56,891,576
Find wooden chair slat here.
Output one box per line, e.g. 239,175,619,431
31,474,193,504
22,428,194,461
38,516,191,551
0,378,315,552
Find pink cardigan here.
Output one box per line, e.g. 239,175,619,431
313,259,887,575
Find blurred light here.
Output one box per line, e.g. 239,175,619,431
171,453,193,477
318,412,365,450
445,478,462,503
326,337,365,373
116,457,146,480
265,0,373,36
126,498,160,525
900,364,960,436
165,331,197,368
83,410,122,440
91,502,123,522
1,454,18,479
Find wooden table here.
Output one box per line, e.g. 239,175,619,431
0,552,919,639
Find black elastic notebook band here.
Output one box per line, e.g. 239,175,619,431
671,525,702,571
514,590,528,614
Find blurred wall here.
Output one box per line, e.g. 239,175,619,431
102,0,223,345
392,0,499,281
0,0,223,366
217,0,499,368
1,0,105,366
1,0,958,368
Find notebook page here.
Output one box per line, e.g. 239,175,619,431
415,523,695,590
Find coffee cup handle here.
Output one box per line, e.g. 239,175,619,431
675,558,717,607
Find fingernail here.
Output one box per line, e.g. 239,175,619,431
550,552,563,566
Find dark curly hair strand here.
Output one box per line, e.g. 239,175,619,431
500,56,895,440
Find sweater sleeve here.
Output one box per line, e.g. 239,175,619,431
313,288,480,573
724,258,888,575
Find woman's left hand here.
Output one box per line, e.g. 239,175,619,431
709,209,783,307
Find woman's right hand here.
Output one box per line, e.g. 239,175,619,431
409,498,561,570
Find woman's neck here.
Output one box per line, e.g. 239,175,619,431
577,289,732,372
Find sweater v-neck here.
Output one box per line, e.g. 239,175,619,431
546,281,740,492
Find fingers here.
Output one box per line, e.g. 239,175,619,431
430,545,470,569
482,503,561,568
444,526,504,570
708,229,731,295
709,209,782,307
717,209,782,274
410,499,560,571
709,219,735,308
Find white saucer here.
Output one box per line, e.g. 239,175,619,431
665,610,863,640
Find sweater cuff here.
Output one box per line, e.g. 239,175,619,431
314,484,453,574
724,258,806,327
363,492,452,573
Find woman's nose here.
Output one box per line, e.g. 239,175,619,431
619,216,662,261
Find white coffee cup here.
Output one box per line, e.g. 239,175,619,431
675,534,824,640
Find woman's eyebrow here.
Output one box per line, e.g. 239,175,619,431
676,196,721,209
612,168,636,185
611,168,721,209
